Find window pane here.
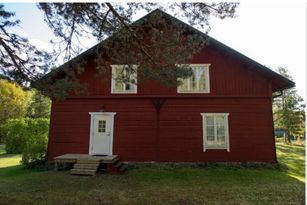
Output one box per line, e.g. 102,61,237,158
179,78,189,92
216,116,225,126
217,135,226,145
98,120,106,133
206,125,215,137
216,116,225,136
125,83,131,91
198,67,207,91
217,126,225,136
191,67,197,90
206,116,214,126
113,66,124,92
207,135,215,145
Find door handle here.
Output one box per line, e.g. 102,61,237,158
107,132,111,136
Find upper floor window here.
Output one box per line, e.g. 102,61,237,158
111,65,137,94
177,64,210,93
201,113,230,152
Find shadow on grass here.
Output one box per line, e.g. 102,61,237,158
276,143,305,181
0,165,35,178
0,153,20,158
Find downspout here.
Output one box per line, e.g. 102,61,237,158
46,99,54,161
272,90,283,99
151,98,166,162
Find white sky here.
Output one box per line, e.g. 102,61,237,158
209,3,306,100
3,2,306,101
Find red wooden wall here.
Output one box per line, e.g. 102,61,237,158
48,44,276,163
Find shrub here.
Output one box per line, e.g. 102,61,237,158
21,133,48,168
0,118,28,153
0,118,49,167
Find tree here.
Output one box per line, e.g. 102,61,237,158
26,90,51,118
0,5,52,87
0,3,238,99
0,79,32,123
273,67,305,143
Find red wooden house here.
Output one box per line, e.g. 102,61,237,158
48,9,294,163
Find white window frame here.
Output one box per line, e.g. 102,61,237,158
177,64,210,93
111,65,137,94
201,113,230,152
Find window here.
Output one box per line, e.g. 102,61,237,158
201,113,229,152
111,65,137,93
178,64,210,93
98,120,106,133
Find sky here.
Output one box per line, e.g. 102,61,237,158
3,3,306,100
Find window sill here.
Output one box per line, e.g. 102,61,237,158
204,147,230,152
177,91,210,94
111,92,137,94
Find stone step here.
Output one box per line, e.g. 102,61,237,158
113,161,123,168
70,168,97,176
74,163,99,169
119,164,128,172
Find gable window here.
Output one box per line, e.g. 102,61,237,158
178,64,210,93
201,113,230,152
111,65,137,94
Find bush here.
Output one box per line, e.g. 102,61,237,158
0,118,49,167
21,134,48,168
0,118,28,153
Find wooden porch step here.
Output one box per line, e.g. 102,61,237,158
77,159,101,164
70,168,97,176
70,158,101,175
73,163,99,169
54,154,126,175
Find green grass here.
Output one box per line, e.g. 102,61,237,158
0,144,304,205
276,142,305,182
0,143,22,168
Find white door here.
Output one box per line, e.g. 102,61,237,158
90,114,113,155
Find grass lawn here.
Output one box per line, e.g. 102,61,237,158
0,144,304,205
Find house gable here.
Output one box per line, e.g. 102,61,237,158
46,9,294,98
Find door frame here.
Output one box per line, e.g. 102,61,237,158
88,112,116,155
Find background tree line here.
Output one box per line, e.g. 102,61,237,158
0,78,50,167
273,67,305,144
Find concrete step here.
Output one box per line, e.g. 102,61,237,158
70,168,97,176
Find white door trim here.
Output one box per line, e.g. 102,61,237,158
89,112,116,155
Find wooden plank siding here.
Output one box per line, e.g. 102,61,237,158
48,44,276,163
48,97,275,162
75,46,269,97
